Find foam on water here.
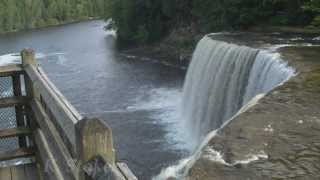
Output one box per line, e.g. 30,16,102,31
153,94,266,180
0,52,65,66
127,88,192,150
313,36,320,41
127,88,181,111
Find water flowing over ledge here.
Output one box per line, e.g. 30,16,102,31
182,36,294,150
154,35,295,179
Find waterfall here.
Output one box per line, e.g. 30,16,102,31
182,36,295,149
154,36,295,180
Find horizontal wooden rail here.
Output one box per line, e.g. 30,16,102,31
0,148,34,161
25,64,80,155
34,129,76,180
30,100,78,179
25,65,82,122
0,127,31,139
0,96,29,108
117,162,138,180
0,64,23,77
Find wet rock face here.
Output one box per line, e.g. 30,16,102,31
188,47,320,180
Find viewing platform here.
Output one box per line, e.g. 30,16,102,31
0,49,137,180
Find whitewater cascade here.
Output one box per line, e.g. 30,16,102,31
182,36,295,149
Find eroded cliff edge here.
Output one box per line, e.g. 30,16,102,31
187,45,320,179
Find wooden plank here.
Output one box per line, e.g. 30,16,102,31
0,64,23,77
24,164,40,180
12,74,27,148
0,127,31,139
21,49,38,67
31,100,78,180
0,148,34,161
0,166,11,180
75,118,115,166
37,67,82,121
117,163,138,180
76,118,116,180
11,165,26,180
25,65,81,123
25,65,79,152
0,96,29,108
33,129,65,180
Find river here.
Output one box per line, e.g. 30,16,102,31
0,20,189,179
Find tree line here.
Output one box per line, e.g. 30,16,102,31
0,0,106,33
105,0,320,45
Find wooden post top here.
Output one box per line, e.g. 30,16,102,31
21,49,38,66
76,118,115,166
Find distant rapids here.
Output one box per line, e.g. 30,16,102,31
182,36,295,149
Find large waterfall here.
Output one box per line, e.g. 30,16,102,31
182,36,295,149
154,36,295,180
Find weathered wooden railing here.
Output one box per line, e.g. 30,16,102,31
0,49,137,180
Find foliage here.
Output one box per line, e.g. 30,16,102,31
106,0,320,46
303,0,320,27
0,0,106,33
107,0,178,45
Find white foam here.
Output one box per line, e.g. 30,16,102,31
265,43,317,52
126,88,193,150
233,151,268,165
127,88,181,111
207,32,240,36
153,94,266,180
0,53,21,65
203,147,228,165
204,147,268,165
264,124,274,133
0,52,49,66
290,37,304,41
313,36,320,41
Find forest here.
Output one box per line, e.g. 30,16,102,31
0,0,105,33
1,0,319,45
106,0,320,45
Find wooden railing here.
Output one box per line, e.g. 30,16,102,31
0,49,137,180
0,63,33,162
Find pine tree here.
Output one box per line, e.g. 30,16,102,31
0,0,106,33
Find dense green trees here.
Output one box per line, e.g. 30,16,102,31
1,0,319,44
0,0,105,33
303,0,320,26
107,0,176,45
106,0,320,45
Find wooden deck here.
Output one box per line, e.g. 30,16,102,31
0,164,39,180
0,49,137,180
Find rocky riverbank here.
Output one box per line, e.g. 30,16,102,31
120,27,320,69
187,36,320,179
121,27,203,69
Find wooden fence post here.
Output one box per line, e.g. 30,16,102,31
75,118,116,179
21,49,38,100
21,49,38,67
21,49,43,179
12,73,26,147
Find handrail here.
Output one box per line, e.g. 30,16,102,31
25,64,78,155
0,64,23,77
37,66,83,121
19,49,137,180
0,59,32,163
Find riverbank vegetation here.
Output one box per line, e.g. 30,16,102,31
106,0,320,45
0,0,106,33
